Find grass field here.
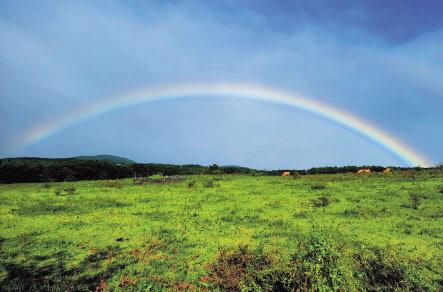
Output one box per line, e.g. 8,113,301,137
0,171,442,291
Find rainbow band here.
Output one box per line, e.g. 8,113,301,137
14,83,431,167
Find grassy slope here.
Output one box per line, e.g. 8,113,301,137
0,171,442,290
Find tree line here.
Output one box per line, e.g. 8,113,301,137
0,157,427,183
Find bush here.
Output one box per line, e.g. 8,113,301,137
311,196,330,207
311,182,326,190
205,234,357,291
409,193,421,209
402,170,417,180
342,208,360,217
292,172,301,179
289,233,354,291
64,186,76,195
206,245,275,290
355,246,431,291
203,179,214,188
54,189,62,196
42,182,52,188
187,180,196,188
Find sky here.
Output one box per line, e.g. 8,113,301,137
0,0,442,169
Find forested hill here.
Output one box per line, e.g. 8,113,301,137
0,159,254,183
0,157,133,183
73,154,136,165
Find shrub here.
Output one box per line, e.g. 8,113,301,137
187,180,196,188
42,182,52,188
206,234,358,291
292,172,301,179
293,209,309,218
396,221,413,235
409,193,421,209
103,180,122,189
206,245,275,290
54,189,62,196
311,196,330,207
64,186,77,195
402,170,416,180
311,182,326,190
342,208,360,217
355,246,431,291
289,233,354,291
203,179,214,188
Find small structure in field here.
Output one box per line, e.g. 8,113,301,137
357,168,371,174
383,167,392,174
281,171,290,177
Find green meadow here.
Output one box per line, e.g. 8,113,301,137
0,171,442,291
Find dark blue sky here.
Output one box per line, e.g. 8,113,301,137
1,0,442,168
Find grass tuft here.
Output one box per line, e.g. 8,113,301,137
63,186,76,195
311,196,330,207
102,180,122,189
311,182,326,190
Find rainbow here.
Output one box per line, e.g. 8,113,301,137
13,83,431,167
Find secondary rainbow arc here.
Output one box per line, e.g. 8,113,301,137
14,83,431,167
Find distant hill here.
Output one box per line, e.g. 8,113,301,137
0,156,133,183
73,154,136,165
